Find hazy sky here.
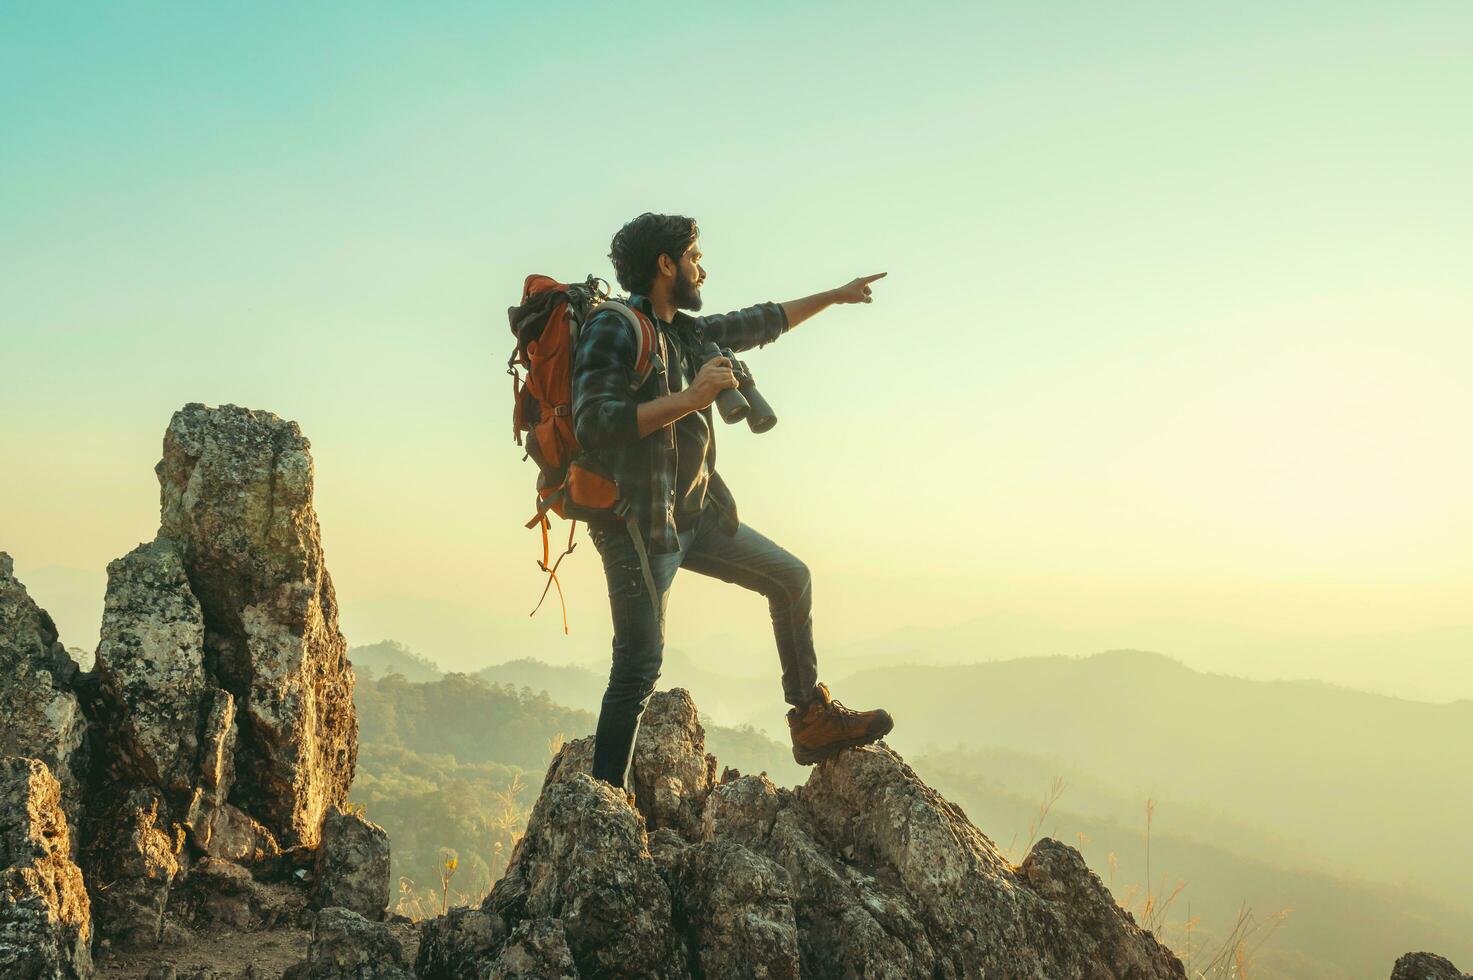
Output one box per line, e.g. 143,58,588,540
3,3,1470,696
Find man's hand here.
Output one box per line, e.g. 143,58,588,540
831,272,887,305
633,355,739,437
686,355,740,410
780,271,887,332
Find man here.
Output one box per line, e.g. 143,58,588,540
572,211,893,792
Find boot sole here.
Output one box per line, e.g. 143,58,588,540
791,712,894,765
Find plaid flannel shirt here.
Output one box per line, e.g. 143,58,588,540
571,292,790,554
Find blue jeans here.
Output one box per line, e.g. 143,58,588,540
586,506,818,790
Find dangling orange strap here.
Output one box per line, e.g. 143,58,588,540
529,517,578,634
508,365,523,446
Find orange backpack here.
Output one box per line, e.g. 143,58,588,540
507,274,659,632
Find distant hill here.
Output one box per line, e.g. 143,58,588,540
474,657,605,713
839,649,1473,916
475,649,794,735
817,612,1473,703
349,639,443,683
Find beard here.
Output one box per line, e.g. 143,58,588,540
673,265,703,312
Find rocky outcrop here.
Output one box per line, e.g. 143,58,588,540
0,756,93,979
155,403,357,851
3,404,372,971
61,404,360,956
0,556,89,833
421,688,1186,980
314,807,390,920
1392,952,1471,980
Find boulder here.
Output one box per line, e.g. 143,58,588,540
1391,952,1471,980
285,906,411,980
187,803,279,865
0,556,89,832
80,785,180,950
314,806,390,920
762,803,934,978
156,403,357,850
0,756,93,979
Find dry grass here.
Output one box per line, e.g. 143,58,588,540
391,741,546,922
1005,775,1068,861
1003,780,1292,979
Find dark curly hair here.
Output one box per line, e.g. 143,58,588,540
608,213,698,294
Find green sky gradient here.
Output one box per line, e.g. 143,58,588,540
3,2,1470,695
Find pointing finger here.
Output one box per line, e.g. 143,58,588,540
860,272,888,283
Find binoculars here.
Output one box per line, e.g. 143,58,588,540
695,339,777,433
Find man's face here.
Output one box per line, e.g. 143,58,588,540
672,241,705,312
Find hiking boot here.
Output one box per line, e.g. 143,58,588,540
787,682,894,765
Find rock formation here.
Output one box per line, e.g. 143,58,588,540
419,686,1186,980
0,555,89,834
0,756,93,979
313,808,391,921
1391,952,1471,980
154,405,357,850
74,404,362,954
1,404,378,977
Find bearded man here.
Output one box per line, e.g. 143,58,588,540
571,211,892,791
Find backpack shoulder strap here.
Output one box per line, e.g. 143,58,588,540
590,300,659,391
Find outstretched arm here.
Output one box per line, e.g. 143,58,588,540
679,272,888,355
781,272,887,330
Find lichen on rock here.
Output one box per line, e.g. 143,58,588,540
0,755,94,979
155,403,357,851
486,771,688,979
91,539,210,798
0,555,89,834
314,806,390,921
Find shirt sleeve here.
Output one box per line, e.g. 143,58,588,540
676,301,790,354
572,311,642,451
